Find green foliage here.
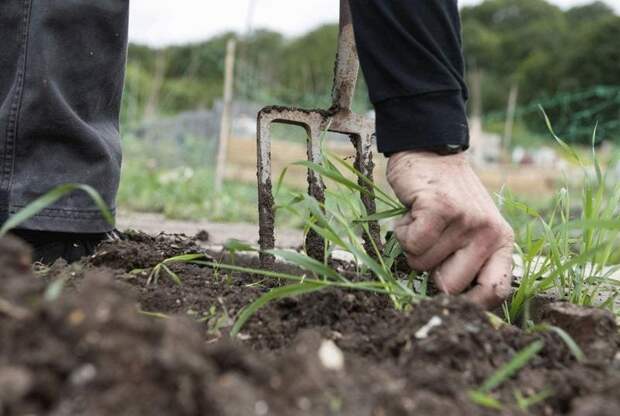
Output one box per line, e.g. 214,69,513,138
121,0,619,144
462,0,619,144
502,116,620,321
176,149,423,336
133,254,209,286
469,340,547,410
122,25,371,127
117,136,301,225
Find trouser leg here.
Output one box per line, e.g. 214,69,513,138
0,0,129,233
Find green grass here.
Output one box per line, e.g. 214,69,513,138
117,163,303,227
468,340,548,411
2,118,615,414
141,144,423,336
502,111,620,322
135,115,620,341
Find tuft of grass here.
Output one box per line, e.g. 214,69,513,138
219,147,421,336
528,323,585,362
132,253,209,286
117,143,303,226
144,146,422,336
514,388,554,412
136,115,620,340
469,340,546,410
502,111,620,322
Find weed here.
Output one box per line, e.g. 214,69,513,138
503,111,620,322
527,323,585,362
469,340,546,410
132,253,209,286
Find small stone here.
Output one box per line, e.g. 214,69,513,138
255,400,269,415
297,397,311,410
236,332,252,341
318,340,344,370
195,230,210,242
415,316,443,339
70,364,97,385
0,366,33,401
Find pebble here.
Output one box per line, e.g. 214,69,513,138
414,316,443,339
318,340,344,371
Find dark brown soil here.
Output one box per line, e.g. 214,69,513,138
1,232,620,416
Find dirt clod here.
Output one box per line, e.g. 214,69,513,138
540,301,620,361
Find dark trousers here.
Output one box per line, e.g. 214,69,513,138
0,1,128,232
0,0,466,233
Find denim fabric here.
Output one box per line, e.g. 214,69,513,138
0,0,128,232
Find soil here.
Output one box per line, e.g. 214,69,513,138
1,232,620,416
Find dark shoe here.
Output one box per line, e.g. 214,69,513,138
10,229,118,264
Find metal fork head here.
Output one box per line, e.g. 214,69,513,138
256,0,380,267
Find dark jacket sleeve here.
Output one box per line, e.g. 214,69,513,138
350,0,469,155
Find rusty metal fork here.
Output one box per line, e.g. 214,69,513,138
256,0,381,267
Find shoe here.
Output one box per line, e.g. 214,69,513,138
10,229,119,264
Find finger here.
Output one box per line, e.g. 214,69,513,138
464,245,514,309
394,212,413,229
395,212,450,257
431,242,488,295
404,223,466,271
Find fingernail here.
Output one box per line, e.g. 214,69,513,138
434,271,449,293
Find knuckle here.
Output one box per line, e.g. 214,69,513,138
436,276,462,295
460,214,485,231
415,217,437,239
386,169,400,188
476,218,514,244
407,256,433,272
499,223,515,244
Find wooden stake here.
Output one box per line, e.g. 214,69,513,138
503,83,519,162
215,39,237,193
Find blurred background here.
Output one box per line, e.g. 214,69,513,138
116,0,620,238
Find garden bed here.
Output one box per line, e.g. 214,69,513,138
1,232,619,416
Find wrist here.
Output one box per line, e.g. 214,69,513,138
389,149,468,165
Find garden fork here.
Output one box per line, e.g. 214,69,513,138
256,0,380,267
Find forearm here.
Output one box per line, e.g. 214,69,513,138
349,0,469,154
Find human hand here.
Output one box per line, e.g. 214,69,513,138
387,151,514,308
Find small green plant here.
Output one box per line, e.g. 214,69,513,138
0,183,114,302
527,323,585,362
149,146,422,336
502,110,620,322
469,340,547,411
220,148,426,336
132,253,208,286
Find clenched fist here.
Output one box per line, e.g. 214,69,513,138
387,151,514,308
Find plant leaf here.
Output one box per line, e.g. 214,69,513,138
231,283,325,336
479,340,544,393
268,249,348,282
468,391,504,410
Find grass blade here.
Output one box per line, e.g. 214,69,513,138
468,391,503,410
268,249,348,283
0,183,113,236
529,324,585,362
479,340,544,393
231,283,325,336
354,207,408,222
